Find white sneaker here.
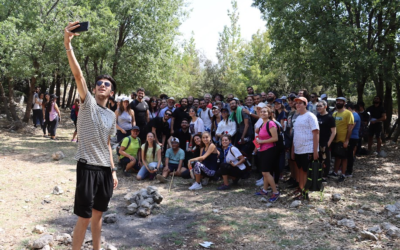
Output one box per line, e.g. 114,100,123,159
189,182,202,190
256,178,264,186
255,177,263,185
201,177,209,186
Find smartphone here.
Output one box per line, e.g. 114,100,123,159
71,21,89,33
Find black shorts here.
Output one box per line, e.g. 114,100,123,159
74,161,113,218
258,147,278,173
120,157,140,171
168,163,179,172
295,153,312,172
368,123,382,138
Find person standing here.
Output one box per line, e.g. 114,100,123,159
42,93,51,137
292,97,319,200
171,98,190,134
64,21,118,250
48,94,61,140
308,93,319,115
32,87,41,127
366,96,386,155
247,86,255,95
345,102,360,177
329,97,354,182
115,97,135,143
130,88,150,141
229,99,253,156
198,99,213,132
71,98,80,142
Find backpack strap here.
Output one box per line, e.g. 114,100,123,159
229,146,238,160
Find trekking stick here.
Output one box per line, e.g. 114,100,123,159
169,170,175,193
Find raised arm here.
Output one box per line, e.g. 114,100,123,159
64,22,88,102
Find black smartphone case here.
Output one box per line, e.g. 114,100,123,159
71,22,89,33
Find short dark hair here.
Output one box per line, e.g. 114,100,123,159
199,98,205,103
181,118,189,123
247,86,253,89
159,94,168,100
95,75,116,91
180,98,188,104
345,102,354,110
357,101,365,108
137,87,145,93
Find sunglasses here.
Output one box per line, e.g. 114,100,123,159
151,101,157,103
96,81,111,87
165,113,172,116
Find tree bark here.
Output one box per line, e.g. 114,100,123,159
72,84,77,102
0,81,12,120
22,77,36,122
9,78,20,121
62,77,69,108
66,79,75,108
336,84,343,97
49,74,56,95
56,74,61,106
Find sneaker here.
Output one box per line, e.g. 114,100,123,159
337,175,345,182
201,177,209,186
189,169,195,179
255,177,263,185
123,171,131,177
156,174,167,183
294,192,309,201
71,139,77,142
256,179,264,187
290,187,302,196
269,192,280,202
327,172,339,178
255,189,270,196
189,182,202,190
217,184,231,190
344,173,352,178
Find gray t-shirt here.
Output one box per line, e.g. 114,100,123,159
74,93,116,167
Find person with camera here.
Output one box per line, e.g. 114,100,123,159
64,21,118,250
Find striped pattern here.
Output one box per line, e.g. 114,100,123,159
74,94,116,167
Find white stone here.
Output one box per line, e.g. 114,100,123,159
147,186,158,195
124,192,138,202
360,231,378,241
42,245,51,250
382,222,400,238
337,219,356,228
290,200,301,208
105,244,118,250
367,225,382,234
385,204,397,213
394,201,400,209
127,203,138,215
32,225,46,234
52,151,65,161
104,214,117,224
32,234,54,249
212,209,219,213
55,233,72,244
52,186,64,195
332,194,341,201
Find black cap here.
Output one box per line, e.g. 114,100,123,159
50,94,58,99
131,126,140,131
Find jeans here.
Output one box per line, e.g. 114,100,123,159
137,162,163,179
49,117,59,137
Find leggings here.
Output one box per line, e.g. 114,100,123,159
193,162,216,177
49,118,59,137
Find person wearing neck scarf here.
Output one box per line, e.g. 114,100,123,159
229,99,254,156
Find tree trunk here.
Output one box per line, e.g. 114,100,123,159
62,77,69,108
9,78,20,121
384,80,393,133
336,84,343,97
84,56,92,90
0,81,12,120
40,77,47,93
22,76,36,122
356,76,368,103
66,79,75,108
56,74,61,106
72,84,77,102
49,75,56,95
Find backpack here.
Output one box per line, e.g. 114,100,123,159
265,121,285,151
70,107,77,122
116,136,141,156
304,160,324,192
229,146,251,175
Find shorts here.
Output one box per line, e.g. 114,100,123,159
120,157,140,171
74,161,113,218
368,123,382,138
258,146,278,173
168,163,179,172
331,142,348,159
73,120,77,132
295,153,312,172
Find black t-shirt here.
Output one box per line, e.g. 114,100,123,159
109,103,117,112
366,105,386,120
317,113,336,146
147,117,169,141
172,128,192,150
232,110,254,138
172,107,191,131
130,99,149,126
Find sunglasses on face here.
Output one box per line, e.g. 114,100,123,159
311,96,315,98
96,81,111,87
165,113,172,116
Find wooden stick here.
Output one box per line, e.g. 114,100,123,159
168,170,175,193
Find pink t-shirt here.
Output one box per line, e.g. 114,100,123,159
258,121,277,152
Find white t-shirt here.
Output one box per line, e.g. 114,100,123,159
190,118,204,135
293,111,319,154
199,108,213,130
215,119,236,137
33,97,42,110
225,146,246,170
254,118,263,136
74,93,116,167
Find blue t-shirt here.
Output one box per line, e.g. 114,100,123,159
351,112,361,139
165,148,185,164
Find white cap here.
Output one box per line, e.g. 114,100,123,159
171,137,180,143
122,96,129,102
281,96,287,100
336,97,347,102
168,97,175,101
321,94,327,99
256,103,267,108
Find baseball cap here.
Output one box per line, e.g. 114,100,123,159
288,93,297,99
294,97,308,106
132,126,140,131
122,96,129,102
212,106,219,110
221,107,229,112
321,94,327,99
281,96,287,100
171,137,180,143
168,97,175,101
233,97,239,101
274,98,283,104
336,97,347,102
256,103,267,108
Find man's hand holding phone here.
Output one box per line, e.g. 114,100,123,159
64,21,89,48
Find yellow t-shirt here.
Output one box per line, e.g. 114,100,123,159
141,144,161,163
333,110,354,142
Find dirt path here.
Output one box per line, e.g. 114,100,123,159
1,113,400,249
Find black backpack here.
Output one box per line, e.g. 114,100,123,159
116,136,141,156
265,121,285,152
304,160,324,192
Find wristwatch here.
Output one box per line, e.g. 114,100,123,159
112,168,117,172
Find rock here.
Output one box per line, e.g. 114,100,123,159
337,219,356,228
52,151,65,161
332,194,341,202
265,203,273,208
360,231,378,241
385,204,397,214
105,243,118,250
137,207,151,217
357,209,365,214
127,203,138,215
83,230,92,243
212,209,219,213
361,204,372,211
317,208,326,214
32,234,54,249
396,214,400,219
42,245,51,250
33,225,46,234
52,186,64,195
140,201,153,210
382,222,400,238
367,225,382,234
139,189,150,198
147,186,158,195
152,192,163,204
144,197,155,205
260,197,268,203
124,192,138,202
104,214,117,224
290,200,301,208
54,233,72,244
394,201,400,209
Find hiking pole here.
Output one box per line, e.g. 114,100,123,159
169,170,175,193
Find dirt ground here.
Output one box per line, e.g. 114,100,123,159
1,111,400,250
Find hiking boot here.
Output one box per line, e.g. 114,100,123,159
217,184,231,190
255,189,270,196
156,174,167,183
189,182,202,190
327,172,339,178
269,192,280,203
294,191,309,201
201,177,209,186
337,175,345,183
123,171,131,177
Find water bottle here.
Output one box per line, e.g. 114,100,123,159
284,120,287,132
256,136,260,150
186,140,189,151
